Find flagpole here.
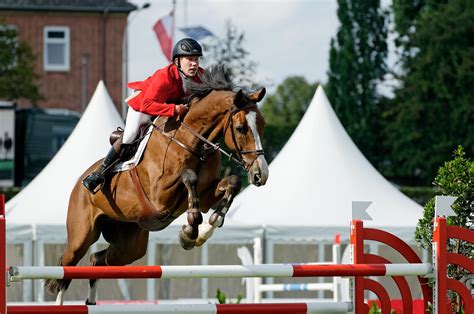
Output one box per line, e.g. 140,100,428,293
121,3,150,119
171,0,176,58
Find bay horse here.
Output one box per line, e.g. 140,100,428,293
45,65,269,304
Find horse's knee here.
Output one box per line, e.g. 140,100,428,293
216,175,241,197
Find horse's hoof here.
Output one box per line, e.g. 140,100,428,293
85,298,96,305
179,226,196,250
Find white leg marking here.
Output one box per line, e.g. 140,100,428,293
196,223,216,246
88,280,98,304
55,288,65,305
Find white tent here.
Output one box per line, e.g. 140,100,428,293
229,86,423,243
6,81,124,238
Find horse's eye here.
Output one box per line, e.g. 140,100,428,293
235,125,247,134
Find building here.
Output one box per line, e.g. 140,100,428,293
0,0,137,186
0,0,136,112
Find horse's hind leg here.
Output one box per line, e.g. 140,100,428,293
196,175,241,246
45,197,101,305
179,169,203,250
45,228,99,305
86,248,107,305
87,221,149,303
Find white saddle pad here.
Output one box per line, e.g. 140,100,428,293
111,121,155,173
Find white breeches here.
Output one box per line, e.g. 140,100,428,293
123,107,152,144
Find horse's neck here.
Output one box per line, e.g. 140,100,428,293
182,98,230,143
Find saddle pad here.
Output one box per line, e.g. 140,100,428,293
111,120,155,173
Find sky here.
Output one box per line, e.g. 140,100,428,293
127,0,340,93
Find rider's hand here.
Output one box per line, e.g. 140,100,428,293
174,104,189,117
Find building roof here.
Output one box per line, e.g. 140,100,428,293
0,0,137,13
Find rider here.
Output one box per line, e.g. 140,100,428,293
82,38,205,193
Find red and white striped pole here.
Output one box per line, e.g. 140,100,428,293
433,216,447,314
7,302,353,314
350,219,365,313
7,263,431,282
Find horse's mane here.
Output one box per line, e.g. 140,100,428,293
185,64,236,101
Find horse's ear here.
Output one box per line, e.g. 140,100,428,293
233,89,245,108
249,87,266,103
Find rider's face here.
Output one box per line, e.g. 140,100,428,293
179,56,200,77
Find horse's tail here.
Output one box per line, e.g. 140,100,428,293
44,255,72,295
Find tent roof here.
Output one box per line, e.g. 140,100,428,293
228,87,423,233
6,81,124,226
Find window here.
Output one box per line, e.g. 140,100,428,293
43,26,70,71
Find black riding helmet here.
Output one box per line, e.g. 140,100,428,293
172,38,203,61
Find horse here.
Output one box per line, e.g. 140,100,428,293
45,65,269,305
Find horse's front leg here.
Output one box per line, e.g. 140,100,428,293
179,169,203,250
196,175,241,247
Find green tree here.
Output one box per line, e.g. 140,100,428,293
202,20,263,90
260,76,318,161
326,0,388,167
414,146,473,312
0,22,42,103
386,0,474,185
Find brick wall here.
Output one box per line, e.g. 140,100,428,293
0,11,127,113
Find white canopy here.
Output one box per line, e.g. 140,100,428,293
228,86,423,242
5,81,124,241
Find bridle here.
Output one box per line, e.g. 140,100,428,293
222,104,265,171
151,105,265,172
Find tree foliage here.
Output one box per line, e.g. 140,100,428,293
202,20,261,90
0,22,42,103
385,0,474,185
414,146,473,311
326,0,388,168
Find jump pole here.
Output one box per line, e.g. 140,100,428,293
7,263,432,282
7,302,353,314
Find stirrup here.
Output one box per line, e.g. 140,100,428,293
82,172,105,194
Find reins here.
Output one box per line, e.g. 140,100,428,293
151,105,264,171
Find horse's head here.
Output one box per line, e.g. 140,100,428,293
223,88,269,187
184,64,269,186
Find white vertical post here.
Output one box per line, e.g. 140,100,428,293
34,239,45,302
253,237,262,302
264,239,274,299
146,241,156,301
317,242,325,299
200,243,209,299
22,240,33,301
332,240,341,302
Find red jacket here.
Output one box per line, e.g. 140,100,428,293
126,64,204,116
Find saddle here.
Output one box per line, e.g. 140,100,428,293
109,116,181,173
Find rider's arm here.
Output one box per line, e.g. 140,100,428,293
140,76,177,117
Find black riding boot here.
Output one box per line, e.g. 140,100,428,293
82,146,121,194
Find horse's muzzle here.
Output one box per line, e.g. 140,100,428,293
248,157,269,187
